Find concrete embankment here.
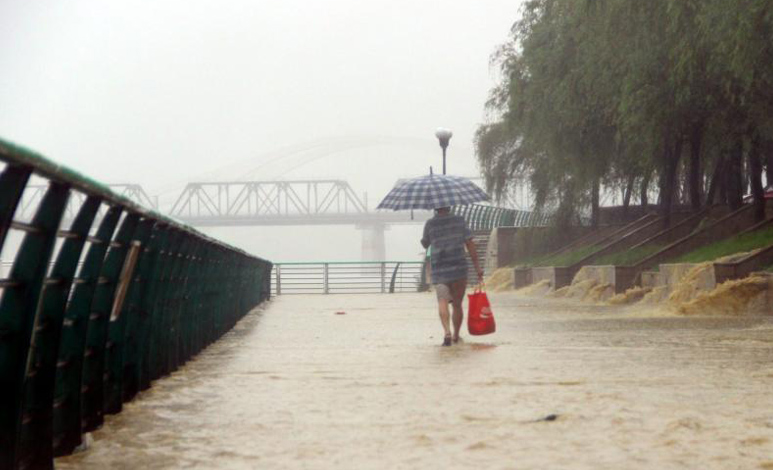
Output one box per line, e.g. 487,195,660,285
488,260,773,316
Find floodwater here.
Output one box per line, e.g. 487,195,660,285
56,292,773,469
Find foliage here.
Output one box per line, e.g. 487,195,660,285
477,0,773,226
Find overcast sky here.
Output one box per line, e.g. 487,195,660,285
0,0,523,260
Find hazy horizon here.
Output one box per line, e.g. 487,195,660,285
0,0,524,261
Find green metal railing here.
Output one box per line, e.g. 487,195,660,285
0,138,272,470
452,204,551,230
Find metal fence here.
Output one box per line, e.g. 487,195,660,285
272,261,425,295
452,204,551,230
0,138,273,470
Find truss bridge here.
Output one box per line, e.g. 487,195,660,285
168,180,426,226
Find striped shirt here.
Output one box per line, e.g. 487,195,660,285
421,214,472,284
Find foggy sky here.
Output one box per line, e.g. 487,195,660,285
0,0,523,261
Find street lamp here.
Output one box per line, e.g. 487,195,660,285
435,127,453,175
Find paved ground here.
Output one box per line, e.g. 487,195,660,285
57,292,773,469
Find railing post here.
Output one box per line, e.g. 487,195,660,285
0,165,31,250
389,263,401,293
323,263,329,294
275,264,281,296
103,221,151,416
0,181,69,470
52,205,122,456
459,205,469,225
17,195,101,467
472,205,481,230
132,223,171,395
80,212,141,433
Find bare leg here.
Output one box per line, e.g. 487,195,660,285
451,300,463,341
451,279,467,342
438,299,452,338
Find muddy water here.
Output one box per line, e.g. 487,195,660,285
56,293,773,469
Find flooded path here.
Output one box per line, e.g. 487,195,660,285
56,293,773,469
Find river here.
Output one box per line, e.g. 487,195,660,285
55,292,773,469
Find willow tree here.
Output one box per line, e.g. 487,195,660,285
478,0,623,227
480,0,773,227
698,0,773,220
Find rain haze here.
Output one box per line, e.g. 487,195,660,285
0,0,523,262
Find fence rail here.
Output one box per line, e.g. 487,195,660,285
452,204,551,231
0,138,273,470
272,261,425,295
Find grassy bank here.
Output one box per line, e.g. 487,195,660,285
673,226,773,264
592,244,664,266
514,244,601,268
529,244,600,267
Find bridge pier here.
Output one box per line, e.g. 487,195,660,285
357,223,387,262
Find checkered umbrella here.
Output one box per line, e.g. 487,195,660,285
376,172,489,210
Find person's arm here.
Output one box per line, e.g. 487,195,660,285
420,222,430,249
465,238,484,284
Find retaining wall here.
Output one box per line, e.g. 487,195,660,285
713,244,773,284
531,266,574,289
574,266,617,286
513,266,532,289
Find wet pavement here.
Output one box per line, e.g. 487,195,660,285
56,292,773,469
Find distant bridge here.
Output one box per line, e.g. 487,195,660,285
18,180,549,260
167,180,429,226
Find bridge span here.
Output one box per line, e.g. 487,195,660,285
168,179,433,226
19,179,548,261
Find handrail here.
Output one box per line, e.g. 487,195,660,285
0,137,273,469
273,260,423,265
272,261,424,295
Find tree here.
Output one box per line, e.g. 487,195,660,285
477,0,773,225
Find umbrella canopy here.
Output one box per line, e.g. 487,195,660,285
376,173,489,211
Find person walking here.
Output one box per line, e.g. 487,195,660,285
421,206,483,346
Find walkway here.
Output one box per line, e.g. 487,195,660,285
56,293,773,469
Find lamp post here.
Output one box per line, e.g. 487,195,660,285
435,127,453,175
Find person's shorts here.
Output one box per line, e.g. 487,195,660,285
435,279,467,302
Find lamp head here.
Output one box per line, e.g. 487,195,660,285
434,127,453,148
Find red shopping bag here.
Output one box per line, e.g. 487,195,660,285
467,287,496,335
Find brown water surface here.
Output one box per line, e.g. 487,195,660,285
56,293,773,469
